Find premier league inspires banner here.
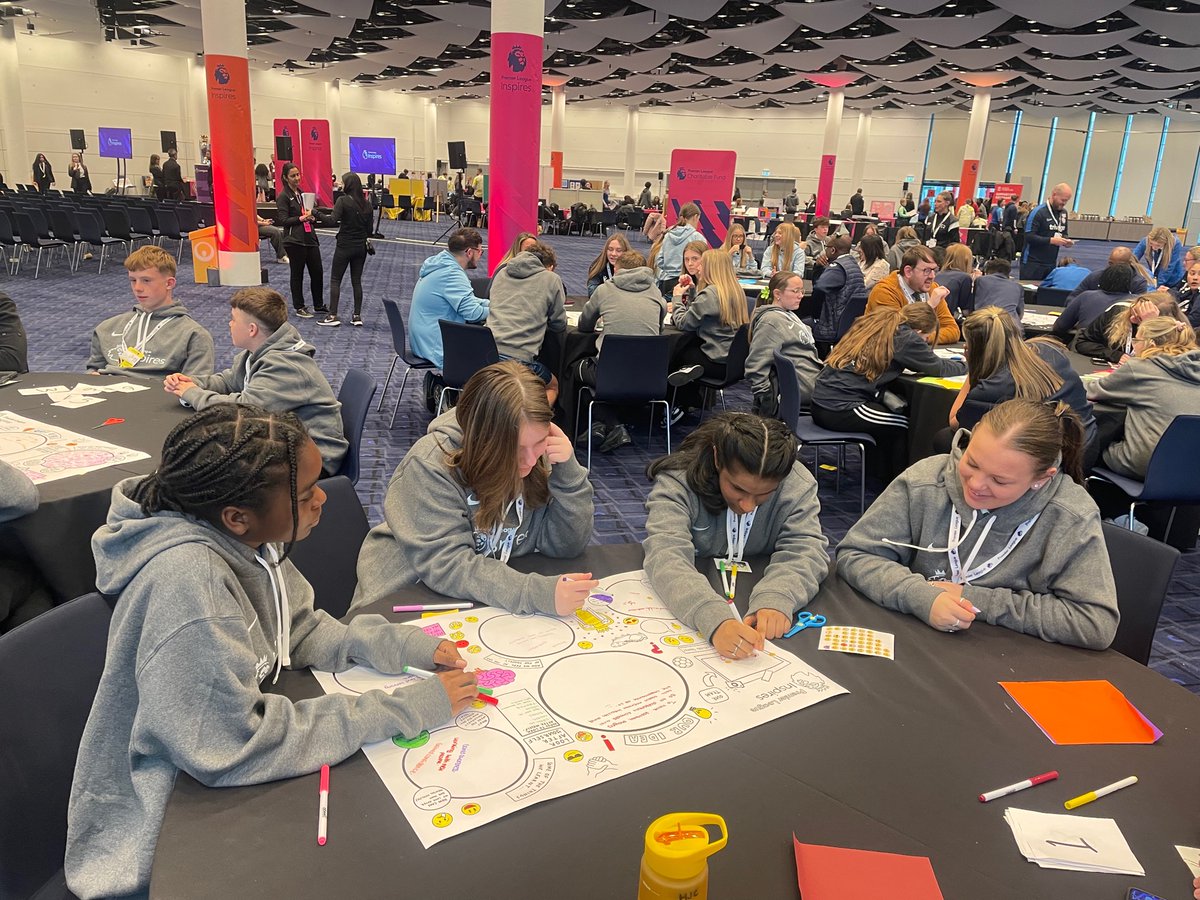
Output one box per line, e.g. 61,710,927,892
665,150,737,246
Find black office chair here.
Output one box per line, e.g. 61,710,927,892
692,324,751,418
48,207,84,271
1103,521,1180,665
13,211,66,279
378,298,436,428
833,293,868,342
100,207,138,257
437,321,499,415
0,591,115,900
156,208,186,261
289,476,370,620
1033,285,1071,308
75,210,125,274
574,335,671,469
0,211,25,275
333,368,377,486
397,195,413,221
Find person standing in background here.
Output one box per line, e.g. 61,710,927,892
69,152,92,194
320,173,374,328
149,154,164,200
32,153,53,193
1021,184,1074,280
276,162,327,319
162,149,184,202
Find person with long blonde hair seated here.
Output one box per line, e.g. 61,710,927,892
936,243,977,316
1086,316,1200,478
1073,292,1185,364
721,222,758,273
668,249,750,419
760,222,805,278
497,231,537,269
586,232,632,296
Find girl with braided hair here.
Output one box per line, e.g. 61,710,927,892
67,404,476,900
644,412,828,660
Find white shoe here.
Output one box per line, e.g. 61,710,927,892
278,255,289,264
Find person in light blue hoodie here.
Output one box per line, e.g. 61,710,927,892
1037,256,1090,292
408,228,490,368
652,202,702,297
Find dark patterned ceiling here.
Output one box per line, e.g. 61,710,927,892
10,0,1200,113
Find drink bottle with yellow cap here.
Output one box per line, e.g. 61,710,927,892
637,812,728,900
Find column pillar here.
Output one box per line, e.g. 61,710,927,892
424,99,439,173
200,0,259,285
958,89,991,208
815,87,844,217
488,0,544,275
0,22,29,184
623,106,638,198
849,109,871,200
182,57,208,174
549,82,566,190
325,79,343,174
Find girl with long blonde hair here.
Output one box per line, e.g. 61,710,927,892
721,222,757,272
761,222,805,278
1074,292,1185,364
586,232,632,295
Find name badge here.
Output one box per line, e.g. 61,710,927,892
118,346,144,368
926,238,937,247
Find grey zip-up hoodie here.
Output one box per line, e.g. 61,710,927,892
745,305,821,399
1086,348,1200,477
180,322,348,473
578,265,665,351
836,438,1118,650
644,466,829,641
87,302,215,377
486,251,567,362
66,478,451,900
671,284,739,363
350,410,594,612
653,222,700,279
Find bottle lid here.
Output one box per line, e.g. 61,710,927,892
642,812,728,881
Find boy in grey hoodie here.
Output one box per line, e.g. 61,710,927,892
836,405,1118,650
66,408,472,900
487,243,567,392
87,245,214,377
163,287,348,474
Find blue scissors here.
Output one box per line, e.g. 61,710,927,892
783,611,827,638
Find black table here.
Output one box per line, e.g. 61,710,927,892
0,371,189,601
152,545,1200,900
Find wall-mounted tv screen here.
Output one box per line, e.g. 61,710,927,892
98,127,133,159
349,136,397,176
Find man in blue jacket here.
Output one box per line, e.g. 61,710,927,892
409,228,490,368
1021,183,1074,279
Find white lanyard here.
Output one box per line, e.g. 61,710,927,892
947,509,1039,584
932,213,952,234
485,496,524,564
725,508,756,565
119,313,170,355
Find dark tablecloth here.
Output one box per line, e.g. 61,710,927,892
0,371,190,601
153,544,1200,900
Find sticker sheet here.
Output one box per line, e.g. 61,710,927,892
314,569,848,848
819,626,895,660
0,410,150,484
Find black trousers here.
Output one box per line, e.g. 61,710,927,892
670,340,727,410
328,246,367,318
1020,259,1055,280
812,402,909,484
286,241,324,310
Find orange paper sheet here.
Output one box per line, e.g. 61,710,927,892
999,680,1162,745
793,838,945,900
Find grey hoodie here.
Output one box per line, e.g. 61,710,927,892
653,223,700,279
644,466,829,641
181,322,348,473
745,305,821,400
1086,348,1200,477
836,438,1118,650
671,284,739,362
66,478,450,900
578,265,665,351
87,302,214,377
486,251,567,362
0,458,36,522
350,410,594,612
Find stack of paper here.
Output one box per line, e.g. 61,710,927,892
1022,312,1059,327
1003,807,1144,876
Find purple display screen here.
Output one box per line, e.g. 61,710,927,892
98,127,133,159
348,137,396,176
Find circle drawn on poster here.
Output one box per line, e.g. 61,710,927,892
539,651,688,733
403,727,528,799
0,430,47,455
602,576,675,620
478,614,574,658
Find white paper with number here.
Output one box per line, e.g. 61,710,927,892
1003,807,1144,875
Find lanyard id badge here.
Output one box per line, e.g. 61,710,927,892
117,346,144,368
713,508,755,575
117,315,169,369
947,509,1039,584
301,199,313,233
485,496,525,565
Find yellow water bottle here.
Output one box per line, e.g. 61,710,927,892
637,812,728,900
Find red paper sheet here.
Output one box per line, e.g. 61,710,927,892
793,837,945,900
999,680,1162,745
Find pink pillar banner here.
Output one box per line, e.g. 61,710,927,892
957,158,980,211
488,32,543,276
816,155,837,217
300,119,333,208
205,55,256,254
273,118,298,196
664,149,737,245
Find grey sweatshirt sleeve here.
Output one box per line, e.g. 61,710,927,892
191,359,241,396
181,354,299,410
644,475,739,640
546,282,567,334
894,330,967,377
526,455,594,558
577,295,602,333
1084,363,1138,407
836,476,945,622
376,453,562,615
183,327,216,377
963,508,1119,650
671,286,714,332
744,312,782,393
0,459,37,522
86,327,105,371
745,470,830,618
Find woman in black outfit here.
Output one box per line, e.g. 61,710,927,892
319,172,373,327
149,154,164,199
32,154,53,193
69,153,92,194
276,162,326,318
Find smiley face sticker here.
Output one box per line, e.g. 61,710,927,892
461,803,481,816
564,749,583,763
467,645,482,654
578,640,593,649
432,812,453,828
576,731,593,742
